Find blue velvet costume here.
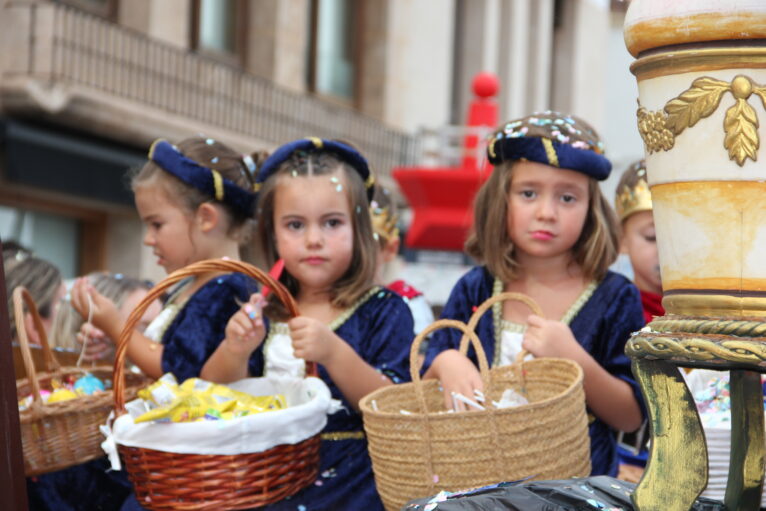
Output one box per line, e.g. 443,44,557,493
423,266,646,477
158,273,258,381
251,287,414,511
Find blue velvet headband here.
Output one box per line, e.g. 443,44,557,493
149,140,257,218
487,111,611,181
255,138,375,200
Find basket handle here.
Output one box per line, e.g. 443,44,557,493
13,287,61,405
462,292,543,397
409,319,490,414
113,259,305,415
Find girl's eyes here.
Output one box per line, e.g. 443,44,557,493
287,220,303,230
325,218,344,228
644,234,656,242
560,194,577,204
520,190,536,199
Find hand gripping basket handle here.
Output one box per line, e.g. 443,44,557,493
462,292,544,396
409,319,490,414
13,286,61,406
113,259,308,415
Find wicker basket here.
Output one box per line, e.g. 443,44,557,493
359,293,591,511
13,287,148,476
112,259,321,511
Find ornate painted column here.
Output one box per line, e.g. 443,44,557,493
623,2,766,510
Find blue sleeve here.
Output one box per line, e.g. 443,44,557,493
358,291,415,384
599,278,647,421
161,274,257,381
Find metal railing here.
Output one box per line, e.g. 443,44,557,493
5,2,418,177
414,125,493,169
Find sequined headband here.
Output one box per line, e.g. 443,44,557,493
615,160,652,222
487,111,612,181
255,137,376,201
149,140,257,218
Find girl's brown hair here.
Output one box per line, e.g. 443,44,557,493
256,152,377,320
129,137,267,242
465,161,619,282
3,252,62,339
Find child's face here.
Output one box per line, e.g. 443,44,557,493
273,172,354,295
621,210,662,295
134,184,195,273
507,160,590,263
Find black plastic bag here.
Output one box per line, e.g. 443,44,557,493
403,476,726,511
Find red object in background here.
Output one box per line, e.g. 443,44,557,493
394,72,500,251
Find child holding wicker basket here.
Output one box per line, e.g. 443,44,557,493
70,137,263,381
201,138,415,510
423,111,646,477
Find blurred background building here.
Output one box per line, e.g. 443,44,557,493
0,0,640,305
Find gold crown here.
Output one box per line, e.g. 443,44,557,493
616,177,653,222
370,204,399,244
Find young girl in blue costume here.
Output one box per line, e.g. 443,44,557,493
201,138,415,510
424,111,646,477
71,136,261,382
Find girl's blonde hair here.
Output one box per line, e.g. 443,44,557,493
49,272,153,351
465,161,619,282
129,137,267,242
255,152,377,320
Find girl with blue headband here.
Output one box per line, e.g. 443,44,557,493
70,136,264,382
423,111,646,477
200,138,414,510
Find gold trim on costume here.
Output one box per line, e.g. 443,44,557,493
541,138,559,167
253,182,262,192
616,178,652,222
321,431,365,441
212,170,224,201
308,137,324,149
365,174,375,190
636,74,766,166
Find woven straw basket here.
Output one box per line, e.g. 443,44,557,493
112,259,320,511
359,293,591,511
13,286,148,476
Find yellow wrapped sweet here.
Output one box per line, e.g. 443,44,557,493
137,373,179,406
134,392,237,424
47,388,78,403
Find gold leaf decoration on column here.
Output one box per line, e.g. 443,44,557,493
724,99,759,165
636,75,766,166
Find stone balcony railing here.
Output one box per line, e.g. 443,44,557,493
0,2,417,179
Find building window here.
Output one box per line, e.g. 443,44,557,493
54,0,117,19
308,0,360,104
192,0,247,65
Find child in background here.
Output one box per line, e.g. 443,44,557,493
615,160,663,323
50,272,162,363
371,185,434,334
424,111,645,477
70,137,262,381
201,138,414,510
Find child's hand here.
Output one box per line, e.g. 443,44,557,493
76,323,114,362
523,315,586,361
223,294,266,355
287,316,340,365
428,350,484,412
70,278,121,336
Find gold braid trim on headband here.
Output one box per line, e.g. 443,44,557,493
541,138,560,167
211,170,224,201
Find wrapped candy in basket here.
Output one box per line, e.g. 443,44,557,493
360,293,591,511
103,259,335,511
13,286,148,475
